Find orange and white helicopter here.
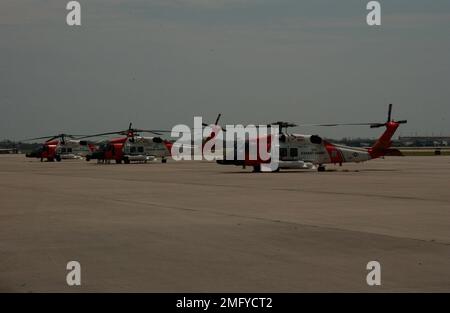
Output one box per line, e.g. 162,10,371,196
215,104,407,172
81,123,173,164
24,133,94,162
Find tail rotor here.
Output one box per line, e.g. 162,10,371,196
202,113,226,133
370,104,407,128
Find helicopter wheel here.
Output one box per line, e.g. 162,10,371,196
124,158,130,164
56,156,61,162
318,165,326,172
252,165,261,173
161,158,167,163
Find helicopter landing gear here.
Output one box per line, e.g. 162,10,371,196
252,165,261,173
55,155,61,162
123,157,130,164
317,165,326,172
161,158,167,164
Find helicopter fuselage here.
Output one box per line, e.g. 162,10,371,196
25,140,92,162
86,136,171,164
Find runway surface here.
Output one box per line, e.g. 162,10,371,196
0,155,449,292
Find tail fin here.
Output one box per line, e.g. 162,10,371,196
369,104,407,158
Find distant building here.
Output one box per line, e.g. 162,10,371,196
398,136,450,147
0,148,19,154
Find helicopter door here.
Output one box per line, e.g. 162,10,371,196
289,147,298,160
280,147,288,161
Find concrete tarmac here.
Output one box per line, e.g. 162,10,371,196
0,155,449,292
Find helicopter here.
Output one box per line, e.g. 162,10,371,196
80,123,173,164
24,133,94,162
215,104,407,172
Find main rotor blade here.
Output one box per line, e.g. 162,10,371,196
22,134,88,141
134,129,173,136
136,129,172,133
135,130,162,136
22,135,59,141
294,122,377,127
387,103,393,122
215,113,222,125
253,122,376,128
76,131,125,139
45,136,60,142
270,122,298,128
200,124,226,132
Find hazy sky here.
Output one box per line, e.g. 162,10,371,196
1,0,449,140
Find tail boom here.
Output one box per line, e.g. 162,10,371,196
369,121,401,159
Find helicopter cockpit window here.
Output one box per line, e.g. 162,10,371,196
104,144,114,152
98,142,108,151
310,135,322,144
